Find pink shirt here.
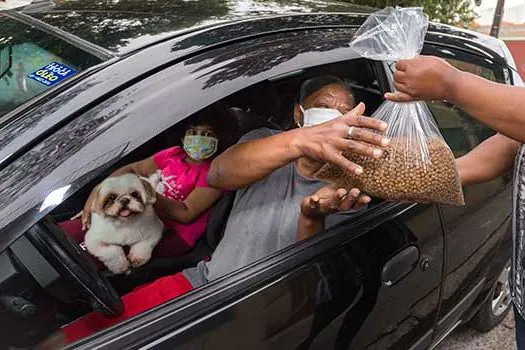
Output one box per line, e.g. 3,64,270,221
152,146,212,247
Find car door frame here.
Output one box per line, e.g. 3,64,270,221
43,29,447,350
2,26,442,350
70,202,438,350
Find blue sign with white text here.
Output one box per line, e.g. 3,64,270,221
28,62,77,87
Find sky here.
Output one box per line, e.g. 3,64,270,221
474,0,525,25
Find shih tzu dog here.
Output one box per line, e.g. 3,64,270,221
84,173,163,274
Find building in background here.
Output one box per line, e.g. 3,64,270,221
473,0,525,79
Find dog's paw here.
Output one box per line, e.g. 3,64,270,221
106,258,130,275
128,253,149,268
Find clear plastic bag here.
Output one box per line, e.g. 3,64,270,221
315,7,464,205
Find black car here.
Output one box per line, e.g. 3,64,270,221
0,1,520,349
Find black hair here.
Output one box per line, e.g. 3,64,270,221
182,104,236,154
186,114,219,135
298,76,354,105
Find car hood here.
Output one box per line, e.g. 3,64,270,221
26,0,374,54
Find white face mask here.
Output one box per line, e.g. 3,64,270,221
299,105,342,127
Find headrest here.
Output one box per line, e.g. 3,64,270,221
227,107,280,136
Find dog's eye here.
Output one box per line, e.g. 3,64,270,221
130,191,141,199
103,194,117,207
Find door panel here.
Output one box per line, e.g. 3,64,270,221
144,204,443,350
422,44,513,338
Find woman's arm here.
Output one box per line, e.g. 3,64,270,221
154,187,223,224
456,133,519,186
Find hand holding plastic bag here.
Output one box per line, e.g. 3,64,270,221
316,7,464,205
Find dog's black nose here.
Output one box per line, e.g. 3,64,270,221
120,198,130,206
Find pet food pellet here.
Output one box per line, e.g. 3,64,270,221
315,138,465,205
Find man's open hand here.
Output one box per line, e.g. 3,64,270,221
292,103,390,178
300,185,370,219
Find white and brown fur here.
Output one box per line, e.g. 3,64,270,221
84,173,163,274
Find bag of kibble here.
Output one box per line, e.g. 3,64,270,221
315,7,464,205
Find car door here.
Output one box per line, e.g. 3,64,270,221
0,26,445,349
106,203,440,350
54,28,444,350
421,43,514,340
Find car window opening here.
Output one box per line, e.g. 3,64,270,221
12,58,387,348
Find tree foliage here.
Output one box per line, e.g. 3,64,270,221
339,0,477,28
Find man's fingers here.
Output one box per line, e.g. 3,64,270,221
347,127,390,148
328,152,364,175
336,188,348,200
333,138,382,160
394,70,407,84
339,188,360,210
352,102,366,116
393,81,413,95
384,91,415,103
342,113,388,133
395,59,409,72
340,102,365,122
349,188,360,198
357,195,372,208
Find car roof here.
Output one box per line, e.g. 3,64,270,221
17,0,508,62
23,0,375,54
0,5,510,171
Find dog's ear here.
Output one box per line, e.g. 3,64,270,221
140,178,157,205
87,184,103,214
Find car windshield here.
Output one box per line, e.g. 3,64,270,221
0,15,103,118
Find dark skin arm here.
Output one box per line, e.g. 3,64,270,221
386,55,525,143
296,186,370,241
208,103,389,191
154,187,222,224
456,133,519,186
297,136,518,237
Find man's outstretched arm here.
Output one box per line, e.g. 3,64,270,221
207,103,389,190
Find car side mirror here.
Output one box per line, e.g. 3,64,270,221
0,43,13,80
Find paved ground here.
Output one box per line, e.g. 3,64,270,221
436,311,516,350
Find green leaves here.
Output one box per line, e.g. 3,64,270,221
340,0,478,28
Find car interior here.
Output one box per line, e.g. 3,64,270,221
0,58,389,348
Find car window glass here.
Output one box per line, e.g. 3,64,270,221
0,16,103,118
428,58,502,157
447,58,497,81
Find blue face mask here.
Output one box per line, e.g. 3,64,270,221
183,135,218,160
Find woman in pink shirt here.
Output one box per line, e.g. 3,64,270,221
60,118,223,261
